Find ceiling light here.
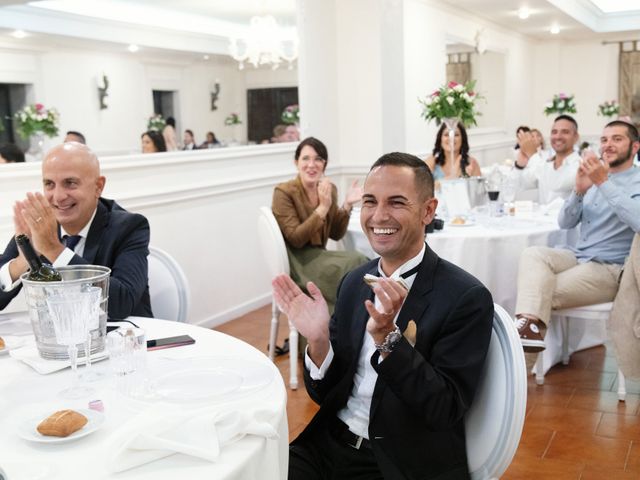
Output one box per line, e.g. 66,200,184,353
127,44,139,53
10,30,28,39
228,15,298,70
518,7,530,20
203,54,210,60
550,24,560,34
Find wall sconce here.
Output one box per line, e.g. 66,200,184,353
210,80,220,111
97,73,109,109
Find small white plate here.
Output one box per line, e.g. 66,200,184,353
0,336,27,356
154,368,243,403
17,409,105,444
448,219,476,227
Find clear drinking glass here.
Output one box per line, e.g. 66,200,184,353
79,286,104,382
106,327,149,397
501,176,518,216
46,291,96,398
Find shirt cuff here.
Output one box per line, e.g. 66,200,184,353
0,260,21,292
52,248,75,267
304,343,334,380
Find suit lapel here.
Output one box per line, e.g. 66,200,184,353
82,201,109,263
350,263,378,350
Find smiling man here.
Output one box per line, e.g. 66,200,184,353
0,142,152,319
516,120,640,352
512,114,581,204
273,152,493,479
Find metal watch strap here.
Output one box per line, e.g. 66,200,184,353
374,325,402,353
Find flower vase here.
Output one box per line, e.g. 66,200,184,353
442,117,459,161
28,132,46,162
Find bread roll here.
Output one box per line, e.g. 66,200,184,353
0,336,5,350
37,410,88,437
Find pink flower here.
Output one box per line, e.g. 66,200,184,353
558,93,567,99
469,91,475,97
35,103,44,111
432,90,440,97
447,81,459,89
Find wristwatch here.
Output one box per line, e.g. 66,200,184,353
374,325,403,353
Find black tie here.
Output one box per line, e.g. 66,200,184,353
63,235,82,251
400,264,420,280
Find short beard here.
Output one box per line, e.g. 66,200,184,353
607,144,633,168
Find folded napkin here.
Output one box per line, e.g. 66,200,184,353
9,344,109,375
105,403,279,473
539,197,565,215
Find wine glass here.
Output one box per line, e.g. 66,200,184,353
46,291,96,398
79,286,104,382
501,176,519,216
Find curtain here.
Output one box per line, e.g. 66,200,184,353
619,50,640,129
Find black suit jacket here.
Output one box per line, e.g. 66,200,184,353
0,198,153,320
297,244,493,480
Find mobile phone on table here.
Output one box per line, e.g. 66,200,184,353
146,335,196,351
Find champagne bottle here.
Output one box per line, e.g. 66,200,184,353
15,234,62,281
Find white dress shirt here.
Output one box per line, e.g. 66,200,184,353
512,151,580,205
305,243,426,439
0,208,97,292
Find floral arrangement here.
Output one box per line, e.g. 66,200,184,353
597,100,619,118
224,113,242,126
14,103,60,139
419,80,482,128
543,93,576,116
147,114,166,131
281,104,300,125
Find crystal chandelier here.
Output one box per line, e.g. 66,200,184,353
228,15,298,70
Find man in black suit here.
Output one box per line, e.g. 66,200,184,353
273,152,493,479
0,142,152,319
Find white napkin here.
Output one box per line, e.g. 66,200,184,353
9,344,109,375
105,403,279,473
539,197,565,216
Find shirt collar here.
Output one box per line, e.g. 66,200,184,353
376,243,426,282
60,207,98,240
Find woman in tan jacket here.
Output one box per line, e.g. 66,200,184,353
272,137,367,312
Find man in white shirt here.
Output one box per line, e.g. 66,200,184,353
273,153,493,479
513,115,581,205
0,143,152,319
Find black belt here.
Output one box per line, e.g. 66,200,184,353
329,416,372,450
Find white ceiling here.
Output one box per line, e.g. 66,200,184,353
0,0,638,61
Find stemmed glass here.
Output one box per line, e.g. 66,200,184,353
79,286,104,382
501,176,519,216
46,291,97,398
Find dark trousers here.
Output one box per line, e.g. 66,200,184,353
289,417,384,480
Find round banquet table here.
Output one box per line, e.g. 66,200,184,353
344,211,573,316
0,314,288,480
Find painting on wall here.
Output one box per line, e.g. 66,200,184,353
619,44,640,130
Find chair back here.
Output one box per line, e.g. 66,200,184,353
148,246,190,322
257,206,290,276
465,304,527,480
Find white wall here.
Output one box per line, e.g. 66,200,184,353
531,40,619,139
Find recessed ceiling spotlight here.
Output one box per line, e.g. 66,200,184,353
11,30,28,39
518,7,530,19
128,44,139,53
550,24,560,34
203,54,210,60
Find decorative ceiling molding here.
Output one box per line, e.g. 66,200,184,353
548,0,640,33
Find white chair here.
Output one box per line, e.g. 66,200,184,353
532,303,626,401
147,246,190,323
257,206,299,390
466,304,527,480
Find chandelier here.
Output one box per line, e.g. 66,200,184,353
228,15,298,70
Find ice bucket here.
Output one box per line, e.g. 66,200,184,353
466,177,488,208
21,265,110,360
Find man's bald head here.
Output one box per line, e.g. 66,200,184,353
42,143,106,235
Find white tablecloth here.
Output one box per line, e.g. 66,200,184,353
0,314,288,480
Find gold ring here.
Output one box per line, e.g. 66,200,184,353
35,217,43,223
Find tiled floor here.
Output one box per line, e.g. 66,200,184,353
215,305,640,479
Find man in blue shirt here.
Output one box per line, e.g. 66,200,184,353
515,120,640,352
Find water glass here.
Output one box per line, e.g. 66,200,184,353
106,327,148,397
80,286,104,382
46,290,97,398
